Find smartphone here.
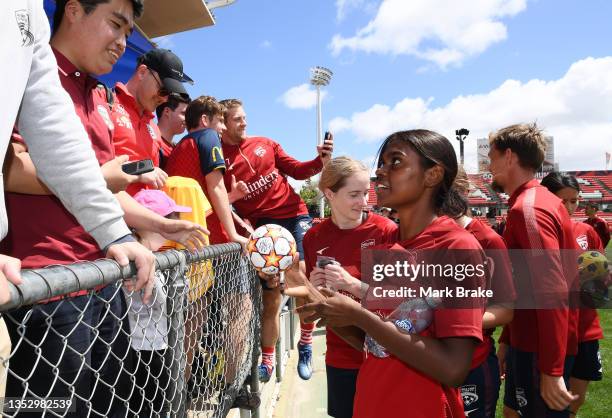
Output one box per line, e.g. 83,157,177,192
316,256,338,268
122,159,154,175
323,131,331,142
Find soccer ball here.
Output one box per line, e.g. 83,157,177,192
247,224,297,275
577,251,611,308
578,251,609,282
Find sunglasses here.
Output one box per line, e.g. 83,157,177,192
147,68,170,97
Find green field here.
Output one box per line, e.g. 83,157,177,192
494,241,612,417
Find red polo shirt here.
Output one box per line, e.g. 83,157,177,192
111,82,161,195
222,137,322,223
584,216,610,248
503,180,579,376
354,216,484,418
302,213,398,369
1,49,113,269
573,222,604,342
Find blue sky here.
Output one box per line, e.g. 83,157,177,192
156,0,612,174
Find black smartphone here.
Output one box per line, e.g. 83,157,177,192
122,159,154,175
323,131,331,142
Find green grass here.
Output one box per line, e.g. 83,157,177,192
493,239,612,417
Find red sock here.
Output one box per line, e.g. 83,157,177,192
261,346,275,371
299,321,314,345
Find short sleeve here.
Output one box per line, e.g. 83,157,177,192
196,130,226,175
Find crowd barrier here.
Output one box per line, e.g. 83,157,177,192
0,243,262,418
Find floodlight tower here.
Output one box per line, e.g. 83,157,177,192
455,128,470,166
310,66,333,218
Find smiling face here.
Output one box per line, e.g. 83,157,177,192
325,171,370,224
375,139,431,210
165,102,187,136
134,66,169,113
65,0,134,75
223,105,248,145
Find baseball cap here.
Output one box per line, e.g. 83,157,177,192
134,190,192,217
139,48,194,96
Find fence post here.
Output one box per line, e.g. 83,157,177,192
166,251,188,417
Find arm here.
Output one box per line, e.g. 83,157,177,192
274,142,323,180
3,141,51,195
205,170,245,244
115,191,208,251
482,304,513,329
15,7,130,247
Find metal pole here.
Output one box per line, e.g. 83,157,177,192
316,86,326,218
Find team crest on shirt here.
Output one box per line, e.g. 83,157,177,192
15,10,34,47
254,146,266,157
360,239,375,249
97,105,114,130
146,124,157,139
515,388,528,408
461,385,479,407
576,234,589,250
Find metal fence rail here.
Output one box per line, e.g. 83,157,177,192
0,244,260,418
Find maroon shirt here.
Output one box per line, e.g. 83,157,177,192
1,49,114,269
584,216,610,249
503,180,579,376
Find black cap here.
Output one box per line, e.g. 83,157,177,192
139,48,193,96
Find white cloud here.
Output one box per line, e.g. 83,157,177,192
330,0,527,67
279,83,328,110
329,56,612,171
336,0,374,21
153,35,175,49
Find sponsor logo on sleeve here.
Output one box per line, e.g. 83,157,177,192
15,10,34,47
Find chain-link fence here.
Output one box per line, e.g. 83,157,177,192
0,243,261,418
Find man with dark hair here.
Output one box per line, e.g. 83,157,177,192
488,123,579,418
2,1,207,415
112,48,193,195
583,202,610,248
165,96,248,246
156,93,190,169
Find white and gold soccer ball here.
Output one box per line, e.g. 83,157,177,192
247,224,297,275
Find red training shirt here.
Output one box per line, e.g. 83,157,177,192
584,216,610,249
302,213,398,369
1,49,112,271
111,82,161,196
465,217,516,369
573,221,604,342
158,136,174,170
222,137,322,223
502,180,579,376
354,216,484,418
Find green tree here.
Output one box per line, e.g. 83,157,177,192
299,180,330,218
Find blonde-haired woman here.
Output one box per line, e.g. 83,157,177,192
301,156,397,418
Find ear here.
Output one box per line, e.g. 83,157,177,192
424,165,444,188
323,188,334,201
135,64,148,80
64,0,84,24
200,114,209,128
504,148,515,165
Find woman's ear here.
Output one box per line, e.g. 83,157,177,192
323,188,334,201
424,165,444,188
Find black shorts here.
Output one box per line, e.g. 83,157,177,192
256,214,313,261
503,348,574,417
571,340,603,381
461,340,500,418
326,365,359,418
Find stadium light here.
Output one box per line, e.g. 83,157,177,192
310,66,333,218
455,128,470,166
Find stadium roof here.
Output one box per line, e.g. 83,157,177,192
136,0,215,38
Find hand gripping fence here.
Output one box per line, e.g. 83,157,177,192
0,243,261,417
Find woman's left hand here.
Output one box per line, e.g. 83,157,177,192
296,287,363,328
